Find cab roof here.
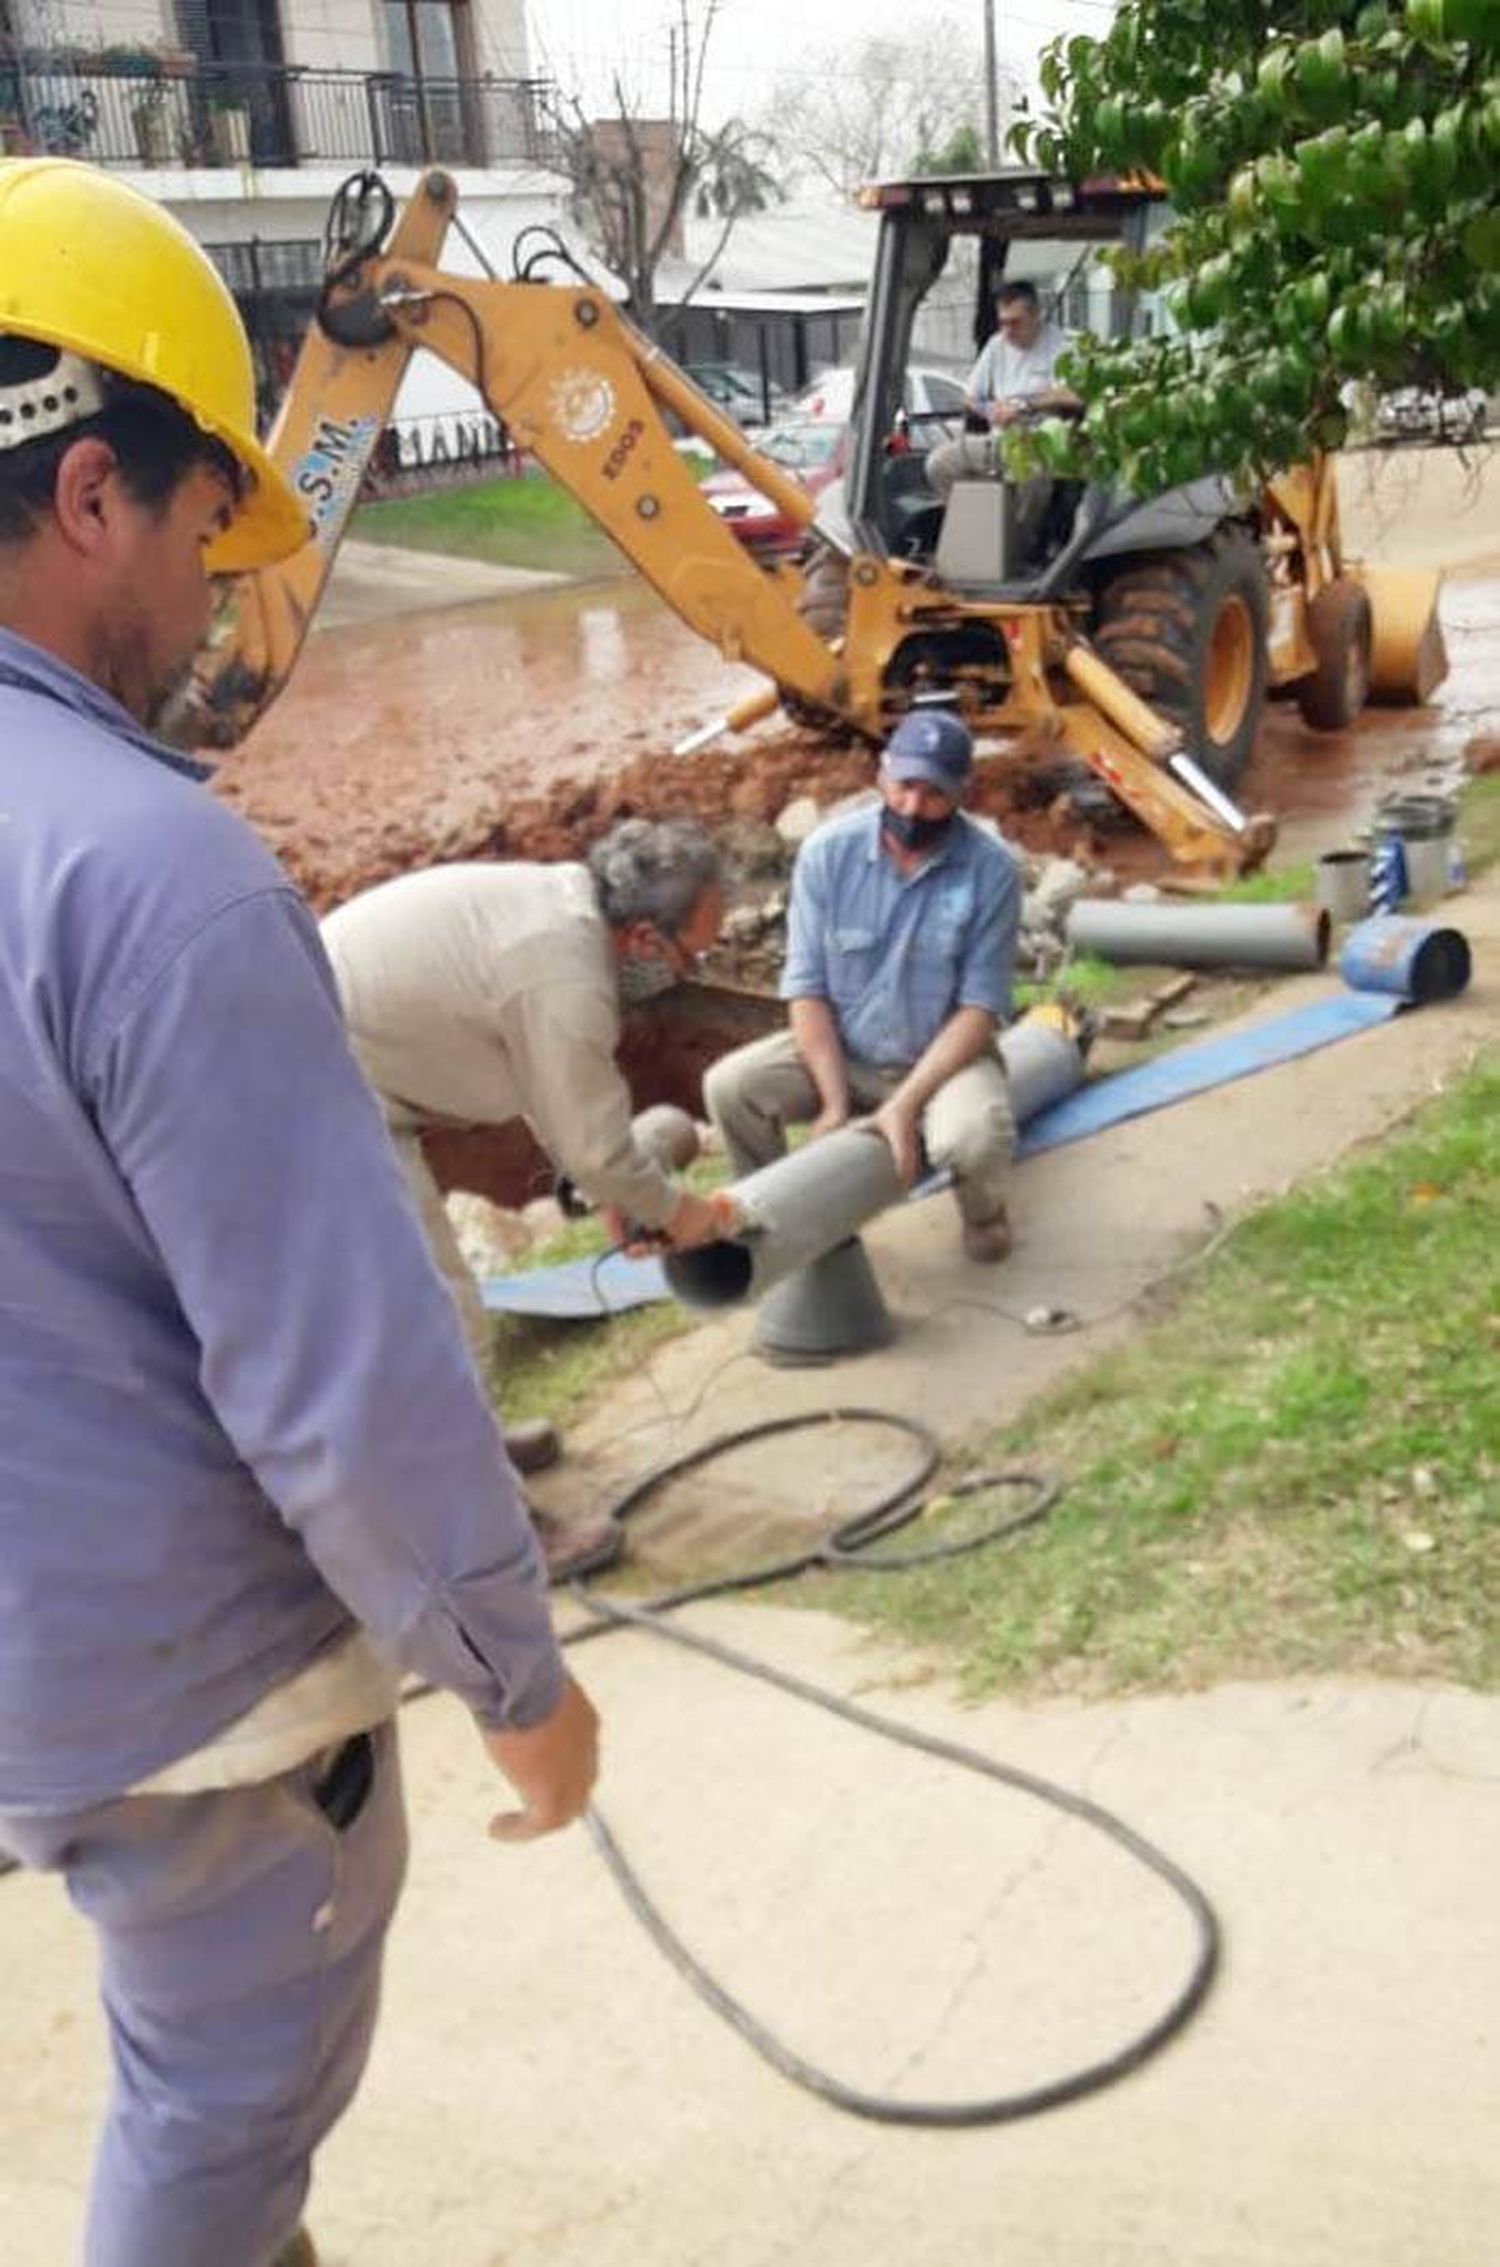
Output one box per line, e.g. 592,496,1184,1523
856,170,1159,231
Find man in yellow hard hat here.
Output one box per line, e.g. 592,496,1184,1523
0,160,598,2267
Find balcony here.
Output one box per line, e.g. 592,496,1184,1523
0,52,558,174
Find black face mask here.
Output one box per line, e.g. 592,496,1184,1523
881,803,955,855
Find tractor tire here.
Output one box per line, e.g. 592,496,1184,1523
1294,576,1372,731
1092,527,1270,790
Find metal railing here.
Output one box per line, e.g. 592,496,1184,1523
0,54,558,172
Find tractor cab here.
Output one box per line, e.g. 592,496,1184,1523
839,169,1162,595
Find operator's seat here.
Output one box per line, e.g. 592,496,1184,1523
934,475,1082,592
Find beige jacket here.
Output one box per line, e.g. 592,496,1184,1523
321,861,677,1228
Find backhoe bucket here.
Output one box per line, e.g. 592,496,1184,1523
1354,566,1448,705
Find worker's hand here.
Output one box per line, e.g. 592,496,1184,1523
870,1095,921,1188
662,1189,724,1249
483,1672,599,1844
990,399,1022,428
809,1100,850,1141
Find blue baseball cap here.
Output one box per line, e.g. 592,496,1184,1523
882,709,973,795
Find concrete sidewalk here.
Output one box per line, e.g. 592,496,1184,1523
317,540,564,634
8,1636,1500,2266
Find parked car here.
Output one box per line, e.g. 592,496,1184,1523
1375,387,1489,446
701,418,847,555
788,362,969,440
683,361,789,429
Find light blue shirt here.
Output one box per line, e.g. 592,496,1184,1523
780,802,1020,1067
0,631,562,1813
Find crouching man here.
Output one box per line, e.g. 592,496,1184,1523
321,819,725,1576
705,712,1020,1261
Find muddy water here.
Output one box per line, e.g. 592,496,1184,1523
211,551,1499,911
1242,569,1499,862
212,578,770,909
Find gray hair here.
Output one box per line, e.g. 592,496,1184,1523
586,817,721,934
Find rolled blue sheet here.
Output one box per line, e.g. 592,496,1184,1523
1338,915,1472,1003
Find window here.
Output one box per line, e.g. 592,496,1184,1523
383,0,463,79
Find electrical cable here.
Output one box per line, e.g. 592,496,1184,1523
540,1407,1221,2127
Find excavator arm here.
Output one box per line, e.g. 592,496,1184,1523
177,168,1271,875
180,167,846,748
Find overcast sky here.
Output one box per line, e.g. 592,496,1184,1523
524,0,1119,141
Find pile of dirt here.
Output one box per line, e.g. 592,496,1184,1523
211,720,1112,917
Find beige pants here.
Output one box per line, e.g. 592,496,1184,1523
704,1029,1014,1223
387,1115,493,1373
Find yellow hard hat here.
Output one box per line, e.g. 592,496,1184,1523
0,157,307,571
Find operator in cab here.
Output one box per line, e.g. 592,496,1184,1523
925,278,1080,500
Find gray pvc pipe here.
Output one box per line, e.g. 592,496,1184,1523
664,1018,1088,1313
1066,899,1330,971
665,1124,903,1311
998,1018,1085,1125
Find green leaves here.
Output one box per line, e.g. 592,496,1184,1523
1016,0,1498,490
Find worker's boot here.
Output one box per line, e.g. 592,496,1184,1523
959,1199,1012,1265
503,1417,561,1476
272,2232,318,2267
528,1502,623,1584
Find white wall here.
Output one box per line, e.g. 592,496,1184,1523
15,0,171,43
281,0,383,77
468,0,530,76
15,0,530,75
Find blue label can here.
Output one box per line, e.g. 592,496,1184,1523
1368,836,1407,914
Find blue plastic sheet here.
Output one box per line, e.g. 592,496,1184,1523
480,1249,668,1319
1017,990,1399,1158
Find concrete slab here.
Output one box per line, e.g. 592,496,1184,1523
8,1635,1500,2265
317,539,564,634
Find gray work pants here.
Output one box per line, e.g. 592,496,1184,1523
1,1721,406,2267
924,430,1000,501
704,1028,1014,1222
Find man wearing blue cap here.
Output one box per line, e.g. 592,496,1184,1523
706,711,1021,1261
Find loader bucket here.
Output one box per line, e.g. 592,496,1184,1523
1354,566,1449,704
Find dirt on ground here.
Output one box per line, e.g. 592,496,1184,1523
208,445,1500,916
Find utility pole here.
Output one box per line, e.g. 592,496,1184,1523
982,0,1000,166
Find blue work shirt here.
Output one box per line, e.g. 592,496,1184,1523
0,631,562,1814
780,802,1021,1066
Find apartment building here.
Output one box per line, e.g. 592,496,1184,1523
0,0,572,457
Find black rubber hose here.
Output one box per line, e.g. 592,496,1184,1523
569,1409,1222,2127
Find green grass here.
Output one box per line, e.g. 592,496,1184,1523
815,1051,1500,1698
354,472,631,580
1459,774,1500,881
1015,953,1135,1014
1212,858,1318,903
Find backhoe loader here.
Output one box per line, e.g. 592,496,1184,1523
179,167,1446,875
